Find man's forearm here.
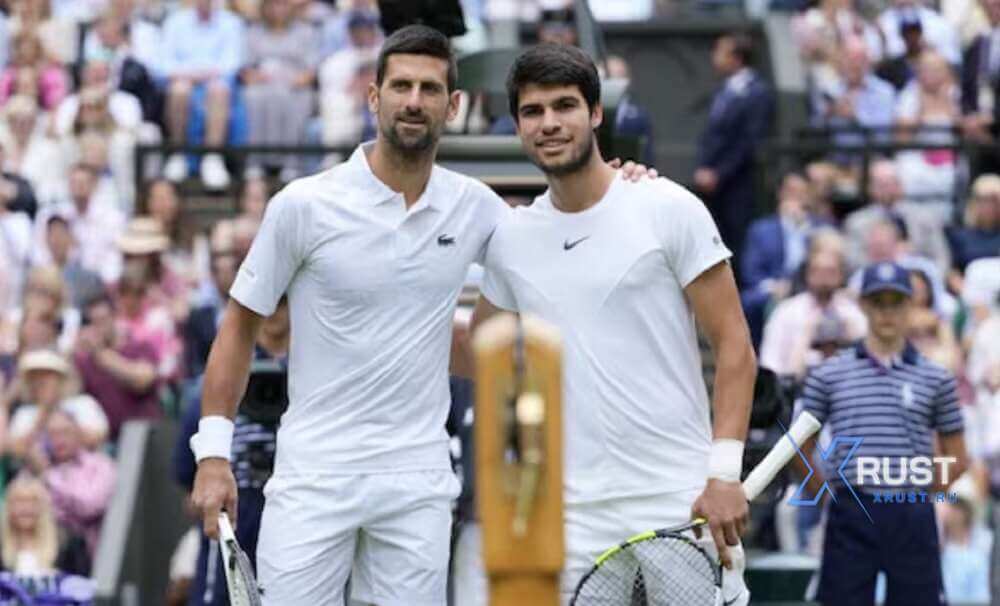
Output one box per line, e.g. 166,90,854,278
710,334,756,442
201,302,260,419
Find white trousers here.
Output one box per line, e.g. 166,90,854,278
256,470,460,606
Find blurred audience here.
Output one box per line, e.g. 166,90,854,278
34,409,116,558
879,0,962,65
0,30,69,112
33,164,124,285
843,159,951,274
759,242,867,379
242,0,320,181
160,0,246,190
0,474,89,576
73,292,161,441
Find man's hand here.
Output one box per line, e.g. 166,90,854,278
691,478,748,569
191,458,238,539
609,158,658,182
693,168,718,194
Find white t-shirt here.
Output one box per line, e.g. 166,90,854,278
230,144,509,476
8,395,110,442
481,176,731,504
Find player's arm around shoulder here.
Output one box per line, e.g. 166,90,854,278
685,261,757,569
192,299,265,539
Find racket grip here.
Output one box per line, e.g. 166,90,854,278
742,411,821,501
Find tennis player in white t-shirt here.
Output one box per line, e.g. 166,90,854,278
471,44,758,603
188,27,654,605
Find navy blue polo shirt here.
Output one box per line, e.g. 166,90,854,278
799,340,964,491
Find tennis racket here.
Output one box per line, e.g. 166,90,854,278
570,411,822,605
218,512,263,606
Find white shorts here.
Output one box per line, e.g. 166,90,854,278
256,470,460,606
560,488,703,603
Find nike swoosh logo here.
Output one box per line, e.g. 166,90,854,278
437,235,456,246
563,236,590,250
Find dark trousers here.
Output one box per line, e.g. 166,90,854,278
818,490,945,606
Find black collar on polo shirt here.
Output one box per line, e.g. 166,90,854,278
853,339,921,367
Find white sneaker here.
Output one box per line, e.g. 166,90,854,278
163,153,187,182
200,153,231,190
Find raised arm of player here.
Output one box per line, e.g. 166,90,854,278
684,260,757,569
191,299,263,539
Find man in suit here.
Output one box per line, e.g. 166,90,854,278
843,159,951,275
961,0,1000,173
741,171,831,348
694,32,774,278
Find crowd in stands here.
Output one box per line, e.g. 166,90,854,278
695,0,1000,599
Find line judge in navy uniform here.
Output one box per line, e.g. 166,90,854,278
694,32,774,281
797,262,969,606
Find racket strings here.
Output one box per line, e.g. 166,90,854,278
574,535,719,605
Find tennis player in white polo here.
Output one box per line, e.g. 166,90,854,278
471,44,758,604
189,26,654,605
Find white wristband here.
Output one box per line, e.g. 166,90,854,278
708,439,744,482
190,416,234,462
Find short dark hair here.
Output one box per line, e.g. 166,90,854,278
722,32,755,67
375,24,457,92
506,43,601,121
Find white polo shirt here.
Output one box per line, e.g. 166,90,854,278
230,144,509,476
481,176,731,504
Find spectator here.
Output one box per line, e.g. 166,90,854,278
940,497,991,603
0,267,82,356
894,51,963,215
961,255,1000,327
56,85,139,210
319,0,379,56
6,0,78,66
537,7,578,46
118,216,190,324
0,142,39,220
907,267,963,373
52,61,145,164
799,261,968,606
43,214,104,311
0,474,89,576
184,250,238,378
693,32,774,276
33,164,124,285
145,179,203,291
243,0,320,181
792,0,884,94
848,217,958,319
843,159,951,275
32,410,116,559
759,244,867,379
237,175,269,224
160,0,246,190
318,10,381,118
961,0,1000,154
879,0,962,65
0,96,64,201
946,174,1000,293
5,349,109,456
82,7,163,123
320,57,377,151
741,171,831,348
0,172,34,312
810,37,896,158
876,17,926,90
73,292,161,441
604,55,656,166
0,30,69,111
